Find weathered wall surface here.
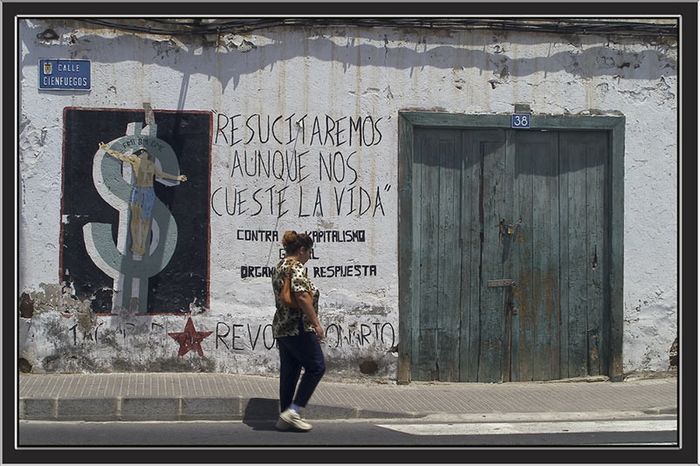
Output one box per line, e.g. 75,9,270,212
18,19,677,378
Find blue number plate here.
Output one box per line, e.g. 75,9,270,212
511,113,531,129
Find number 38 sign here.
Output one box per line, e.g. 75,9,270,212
511,113,531,129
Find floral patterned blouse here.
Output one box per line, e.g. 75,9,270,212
271,257,320,338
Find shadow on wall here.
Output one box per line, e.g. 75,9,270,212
22,20,677,94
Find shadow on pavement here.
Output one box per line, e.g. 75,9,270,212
242,397,280,431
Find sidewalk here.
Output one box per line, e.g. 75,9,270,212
18,373,677,422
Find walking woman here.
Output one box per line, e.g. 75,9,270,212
271,231,326,431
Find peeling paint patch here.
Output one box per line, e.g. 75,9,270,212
25,283,92,316
19,293,34,318
221,34,257,53
19,358,33,373
36,29,59,42
669,338,678,367
624,301,676,372
359,358,379,374
152,39,182,57
347,304,390,316
112,356,217,372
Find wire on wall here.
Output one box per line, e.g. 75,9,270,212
75,18,678,38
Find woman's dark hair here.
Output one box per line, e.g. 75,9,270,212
282,230,313,254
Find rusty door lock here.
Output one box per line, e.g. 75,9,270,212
498,219,521,240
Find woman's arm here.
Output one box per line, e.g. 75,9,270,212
295,292,325,340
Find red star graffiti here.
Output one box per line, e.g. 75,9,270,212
168,317,213,357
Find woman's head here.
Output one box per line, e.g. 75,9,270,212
282,230,314,263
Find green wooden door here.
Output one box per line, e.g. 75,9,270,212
411,128,609,382
412,129,464,381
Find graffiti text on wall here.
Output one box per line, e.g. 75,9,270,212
211,113,391,219
214,114,383,148
240,265,378,279
214,321,395,351
66,320,396,351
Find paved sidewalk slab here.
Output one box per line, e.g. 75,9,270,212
18,373,677,422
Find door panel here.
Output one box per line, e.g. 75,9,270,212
435,133,462,381
560,133,589,377
411,127,609,383
409,132,424,380
583,133,608,377
415,129,439,381
472,131,508,383
510,133,536,382
414,129,463,381
559,131,609,378
459,132,483,383
512,131,561,381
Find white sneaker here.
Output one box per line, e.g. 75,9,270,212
274,417,291,431
278,408,312,431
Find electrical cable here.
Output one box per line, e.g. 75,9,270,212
75,18,677,38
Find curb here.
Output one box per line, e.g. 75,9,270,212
415,410,679,424
19,397,422,422
19,397,677,423
642,406,678,415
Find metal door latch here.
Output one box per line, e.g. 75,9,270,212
487,279,516,288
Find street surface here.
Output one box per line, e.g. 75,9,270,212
19,417,677,446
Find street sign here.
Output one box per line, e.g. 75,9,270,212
39,59,91,91
511,113,531,129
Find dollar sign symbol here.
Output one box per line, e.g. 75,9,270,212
83,122,183,314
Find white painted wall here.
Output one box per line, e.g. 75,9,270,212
18,19,678,378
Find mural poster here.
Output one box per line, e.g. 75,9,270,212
60,108,211,314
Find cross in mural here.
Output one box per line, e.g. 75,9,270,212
83,119,188,314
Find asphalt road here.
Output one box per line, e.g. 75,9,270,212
18,418,677,447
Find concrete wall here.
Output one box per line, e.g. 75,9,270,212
18,19,678,378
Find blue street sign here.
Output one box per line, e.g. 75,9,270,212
511,113,531,129
39,59,91,91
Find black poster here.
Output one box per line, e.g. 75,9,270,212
60,108,211,314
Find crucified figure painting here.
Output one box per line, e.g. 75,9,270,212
99,142,187,256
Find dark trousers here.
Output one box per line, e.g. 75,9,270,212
277,324,326,412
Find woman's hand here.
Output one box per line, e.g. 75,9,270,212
296,292,324,340
312,323,325,340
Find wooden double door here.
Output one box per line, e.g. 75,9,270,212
409,128,610,382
